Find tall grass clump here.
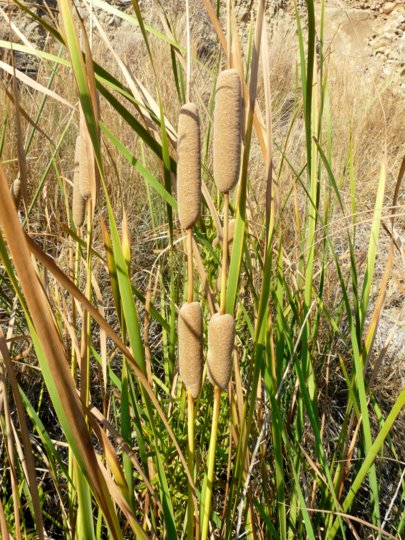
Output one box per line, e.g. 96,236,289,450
0,0,404,539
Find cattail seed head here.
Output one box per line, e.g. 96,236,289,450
79,119,91,200
177,103,201,230
178,302,203,398
72,135,86,228
207,313,235,390
213,69,242,193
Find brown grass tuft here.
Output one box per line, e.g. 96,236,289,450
213,69,242,193
177,103,201,230
207,313,235,390
178,301,203,398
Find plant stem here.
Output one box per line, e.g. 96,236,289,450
81,199,92,407
68,230,81,512
187,391,195,540
201,385,221,540
220,192,229,314
187,227,194,303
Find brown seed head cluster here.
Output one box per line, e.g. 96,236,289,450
178,302,203,398
207,313,235,390
213,69,242,193
177,103,201,230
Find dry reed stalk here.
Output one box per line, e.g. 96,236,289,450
207,313,235,390
178,302,203,399
213,69,242,193
72,135,86,228
177,103,201,230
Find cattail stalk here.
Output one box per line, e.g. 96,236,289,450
187,391,195,540
178,302,201,539
80,198,93,407
213,68,241,311
201,385,221,540
202,313,235,538
201,68,241,537
177,94,202,539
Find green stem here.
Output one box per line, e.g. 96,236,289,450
201,386,221,540
187,391,195,540
68,237,80,510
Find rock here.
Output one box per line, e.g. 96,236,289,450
383,2,396,15
239,6,250,22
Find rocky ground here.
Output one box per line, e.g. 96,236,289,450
1,1,404,95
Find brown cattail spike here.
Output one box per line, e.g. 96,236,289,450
207,313,235,390
79,119,91,200
178,302,203,398
177,103,201,230
213,69,242,193
72,135,86,228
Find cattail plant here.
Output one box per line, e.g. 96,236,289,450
202,68,241,540
177,87,202,536
72,135,86,228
